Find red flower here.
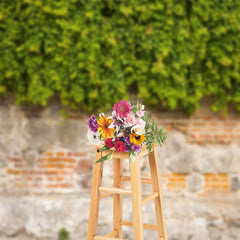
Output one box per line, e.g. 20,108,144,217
105,138,115,148
115,141,125,152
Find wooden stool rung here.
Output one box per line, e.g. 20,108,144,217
142,192,159,205
121,220,158,231
105,230,118,237
120,176,152,184
94,236,125,240
99,186,131,195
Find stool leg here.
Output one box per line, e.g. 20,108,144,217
130,156,144,240
87,151,104,240
149,148,168,240
113,158,123,238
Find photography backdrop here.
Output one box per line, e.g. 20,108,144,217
0,1,240,240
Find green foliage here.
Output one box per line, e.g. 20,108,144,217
58,228,68,240
143,112,167,153
95,151,113,163
1,0,240,113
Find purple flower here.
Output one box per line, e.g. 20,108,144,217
124,145,130,152
131,144,141,153
88,115,99,132
110,111,125,130
125,135,131,146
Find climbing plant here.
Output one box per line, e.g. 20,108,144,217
0,0,240,113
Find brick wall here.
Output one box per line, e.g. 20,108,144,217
1,99,239,197
0,99,240,240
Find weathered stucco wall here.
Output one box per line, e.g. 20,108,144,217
0,98,240,240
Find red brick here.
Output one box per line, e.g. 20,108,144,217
30,183,41,188
223,128,234,132
56,152,65,157
192,122,206,127
166,183,177,188
63,158,75,163
223,122,237,127
207,128,218,132
47,158,62,162
22,170,30,175
188,133,198,139
205,173,216,178
35,177,43,181
204,116,213,120
14,163,23,168
67,164,74,169
222,183,229,188
45,152,54,157
9,157,22,162
208,122,221,127
73,152,88,157
217,173,228,178
214,134,228,140
45,184,60,188
30,170,43,175
39,158,48,162
44,170,59,175
47,177,54,181
37,164,45,168
15,182,28,188
56,176,64,181
59,183,74,188
24,176,33,181
56,163,65,169
7,169,21,175
189,128,202,132
45,163,56,168
199,134,207,138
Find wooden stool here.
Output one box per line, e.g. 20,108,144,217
87,146,168,240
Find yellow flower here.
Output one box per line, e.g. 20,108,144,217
129,133,146,145
97,115,115,139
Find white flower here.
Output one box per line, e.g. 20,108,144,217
87,129,103,146
140,104,145,111
108,110,124,131
131,125,145,135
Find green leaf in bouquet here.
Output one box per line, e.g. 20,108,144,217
98,145,110,152
129,150,139,163
95,152,113,164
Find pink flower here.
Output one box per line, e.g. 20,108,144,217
125,113,137,127
137,118,146,127
136,110,145,117
113,100,131,119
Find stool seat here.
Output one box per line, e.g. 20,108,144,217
95,143,151,159
87,146,168,240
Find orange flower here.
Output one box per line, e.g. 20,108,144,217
97,115,115,139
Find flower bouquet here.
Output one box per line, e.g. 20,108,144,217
87,100,166,163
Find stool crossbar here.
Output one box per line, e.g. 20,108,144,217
87,146,168,240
